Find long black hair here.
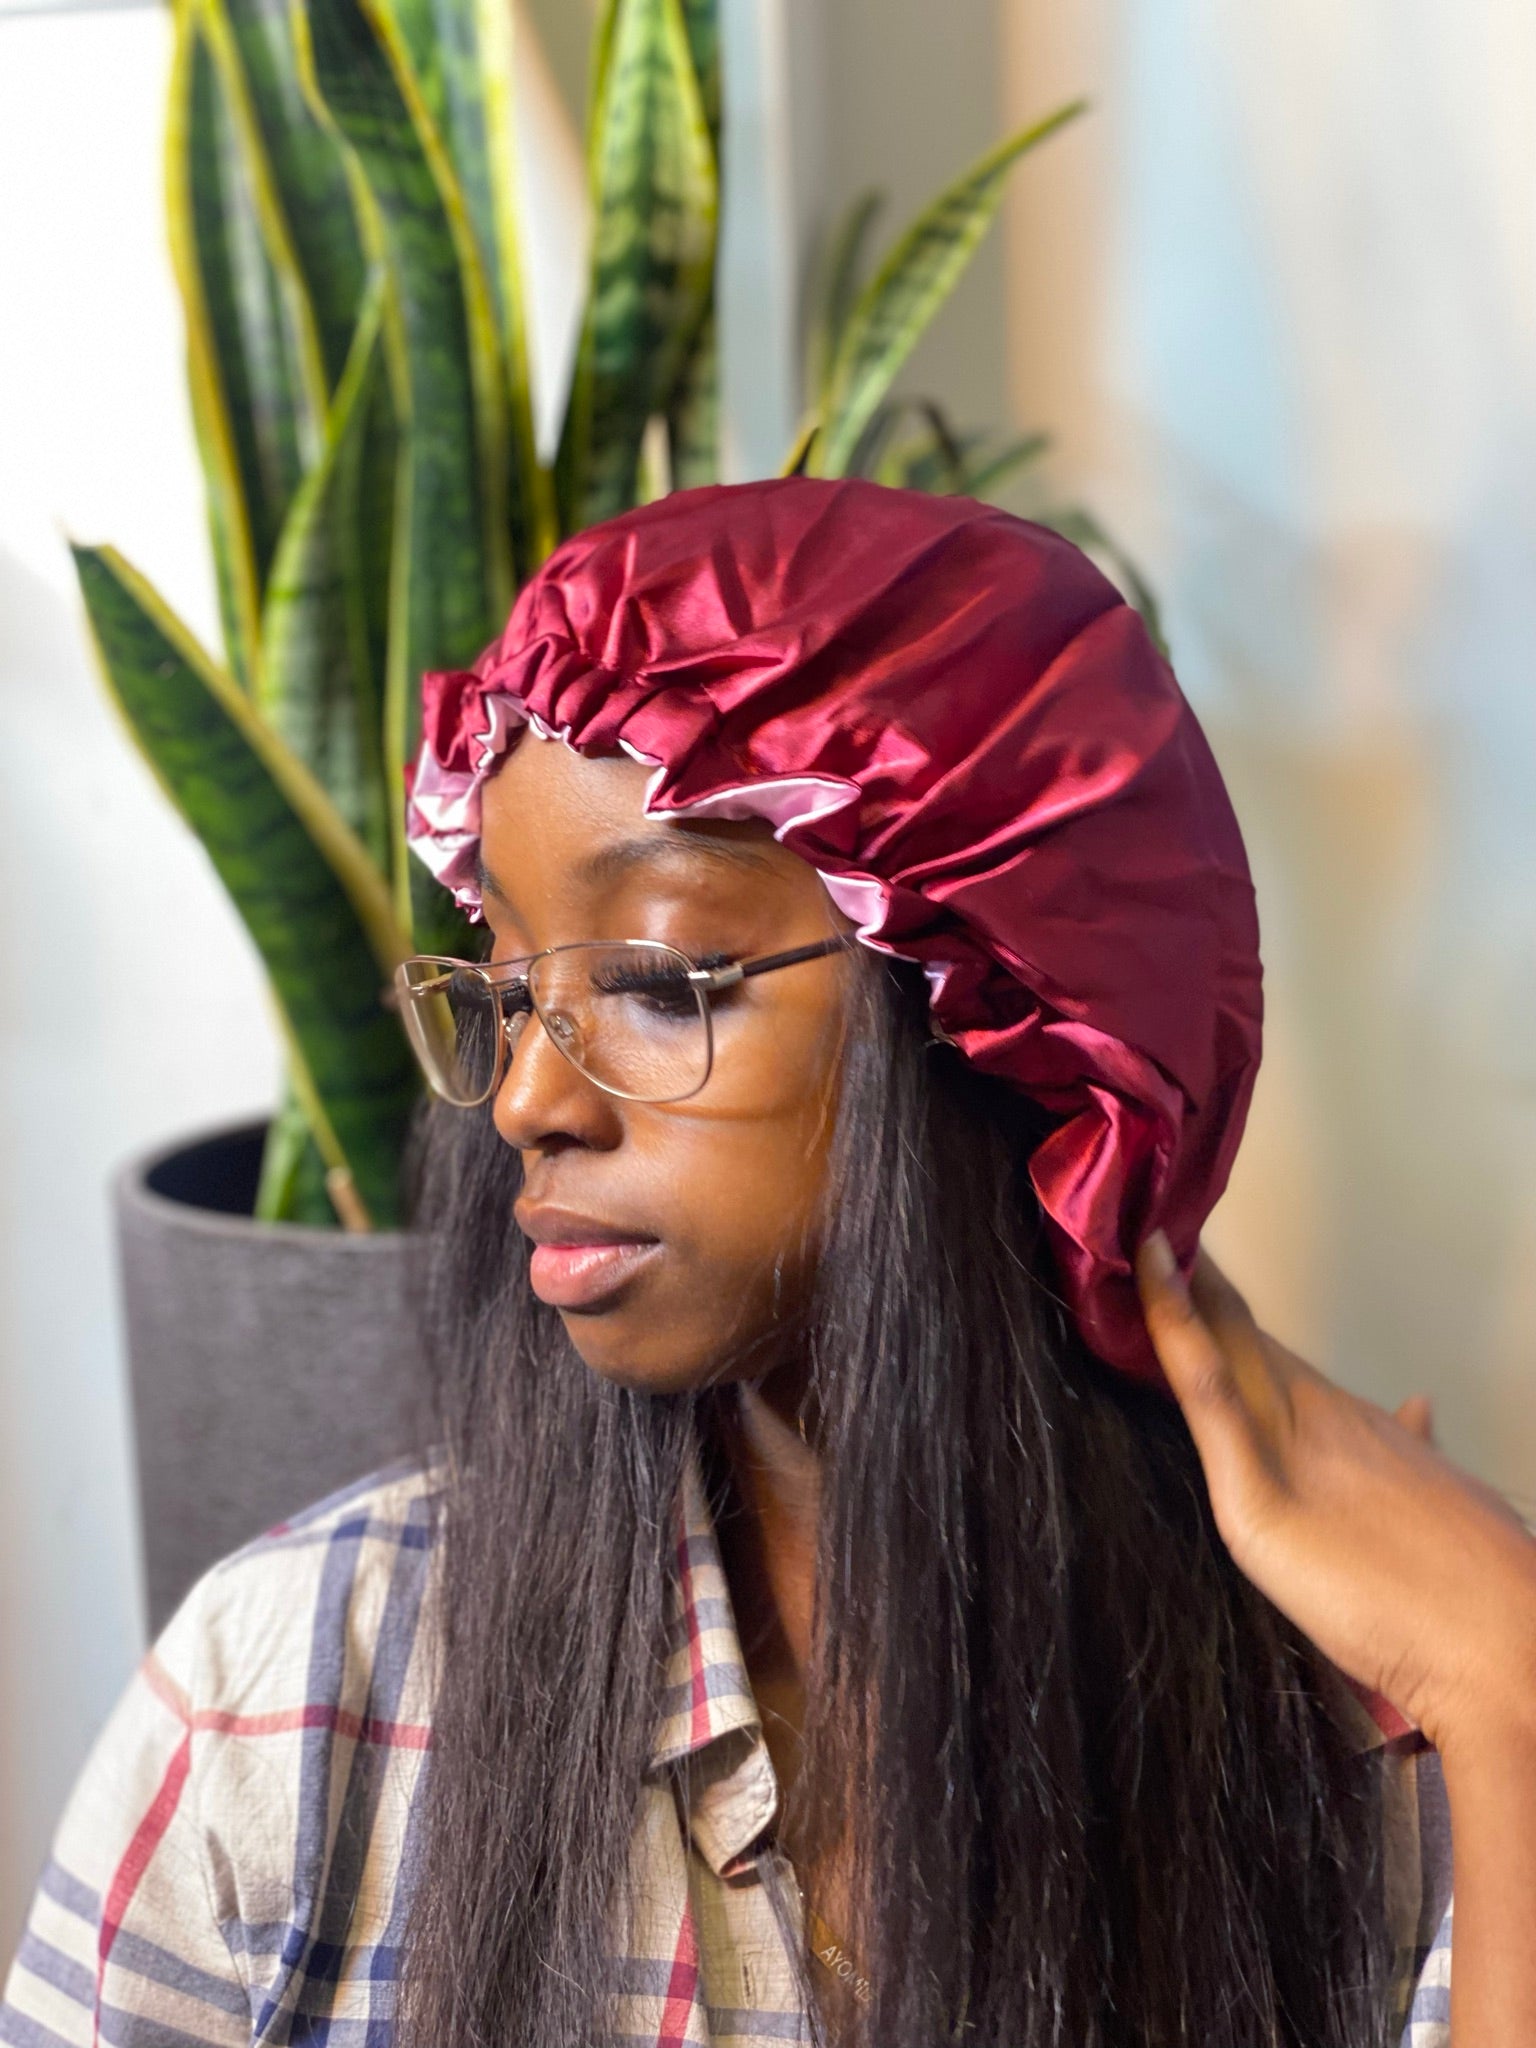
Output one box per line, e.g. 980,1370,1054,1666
398,944,1395,2047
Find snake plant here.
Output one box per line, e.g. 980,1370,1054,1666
76,0,1112,1230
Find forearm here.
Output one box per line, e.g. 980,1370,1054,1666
1440,1715,1536,2044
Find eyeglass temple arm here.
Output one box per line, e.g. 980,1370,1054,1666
694,933,855,991
383,935,854,1006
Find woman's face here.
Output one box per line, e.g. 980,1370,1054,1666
477,734,856,1395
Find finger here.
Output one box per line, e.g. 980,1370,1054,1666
1395,1393,1436,1445
1135,1232,1262,1464
1189,1245,1277,1362
1189,1243,1254,1325
1189,1244,1309,1417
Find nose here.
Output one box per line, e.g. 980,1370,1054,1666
491,1003,622,1153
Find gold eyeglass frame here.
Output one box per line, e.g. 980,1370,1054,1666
392,933,856,1107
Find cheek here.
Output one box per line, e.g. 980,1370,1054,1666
656,995,846,1269
552,1109,835,1394
646,1085,838,1280
549,970,851,1389
576,1109,834,1394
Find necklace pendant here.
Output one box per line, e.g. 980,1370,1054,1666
805,1905,873,2008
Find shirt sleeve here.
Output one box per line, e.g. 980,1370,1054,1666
1399,1895,1453,2047
0,1575,253,2048
1394,1744,1455,2048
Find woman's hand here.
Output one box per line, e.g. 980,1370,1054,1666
1134,1232,1536,1762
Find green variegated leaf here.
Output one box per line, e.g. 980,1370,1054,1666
253,1071,336,1224
258,277,389,867
869,409,1049,499
129,0,1147,1247
667,302,718,488
169,0,297,687
185,355,260,696
206,0,367,396
779,411,820,478
664,0,719,486
186,7,317,571
876,421,978,494
298,0,506,953
852,396,965,488
386,0,487,223
806,188,884,402
386,0,505,312
558,0,717,531
388,0,551,570
584,0,623,179
676,0,719,138
353,342,400,746
73,545,417,1227
959,429,1050,500
810,102,1085,480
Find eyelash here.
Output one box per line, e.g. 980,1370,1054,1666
490,949,741,1009
486,940,736,972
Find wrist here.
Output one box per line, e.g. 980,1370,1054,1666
1422,1566,1536,1769
1436,1698,1536,2048
1438,1711,1536,1785
1432,1655,1536,1779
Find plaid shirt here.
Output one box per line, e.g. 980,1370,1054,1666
2,1448,1454,2048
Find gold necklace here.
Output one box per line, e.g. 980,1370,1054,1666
802,1899,872,2009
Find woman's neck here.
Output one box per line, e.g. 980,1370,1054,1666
711,1374,822,1804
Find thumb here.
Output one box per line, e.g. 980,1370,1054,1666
1394,1392,1436,1445
1135,1231,1255,1465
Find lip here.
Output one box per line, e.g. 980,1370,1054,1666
526,1240,662,1309
515,1204,662,1311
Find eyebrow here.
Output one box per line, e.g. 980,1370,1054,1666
475,830,778,912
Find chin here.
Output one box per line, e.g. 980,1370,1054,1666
563,1327,722,1398
564,1318,782,1398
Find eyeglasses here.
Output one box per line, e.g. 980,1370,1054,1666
394,934,855,1107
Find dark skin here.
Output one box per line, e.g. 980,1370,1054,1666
480,736,836,1822
479,734,1536,2038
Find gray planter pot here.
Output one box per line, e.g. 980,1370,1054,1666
115,1119,430,1636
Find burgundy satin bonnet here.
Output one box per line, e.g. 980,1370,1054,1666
405,477,1263,1387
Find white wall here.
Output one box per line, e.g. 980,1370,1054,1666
0,0,815,1958
814,0,1012,438
1003,0,1536,1502
7,0,1532,1971
0,8,284,1954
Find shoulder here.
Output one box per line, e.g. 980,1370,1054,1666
162,1452,445,1706
0,1458,445,2047
160,1453,444,1902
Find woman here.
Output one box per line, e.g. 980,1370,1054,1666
4,479,1534,2048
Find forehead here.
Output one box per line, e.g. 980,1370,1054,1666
477,730,807,913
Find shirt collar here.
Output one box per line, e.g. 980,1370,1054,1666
1336,1673,1428,1756
647,1429,781,1875
643,1428,1423,1872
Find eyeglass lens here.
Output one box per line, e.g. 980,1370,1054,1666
398,944,713,1106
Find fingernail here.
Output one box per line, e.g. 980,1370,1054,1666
1139,1229,1183,1292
